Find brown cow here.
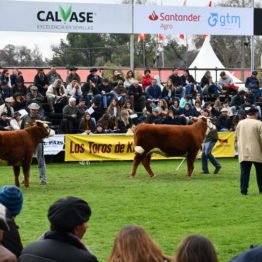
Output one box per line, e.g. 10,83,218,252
130,117,210,178
0,121,55,187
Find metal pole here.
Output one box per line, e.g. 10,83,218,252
250,0,255,71
130,0,135,70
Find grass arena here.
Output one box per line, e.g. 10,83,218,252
0,158,261,262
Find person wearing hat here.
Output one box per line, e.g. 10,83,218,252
145,107,162,124
46,65,63,85
19,196,98,262
66,67,81,85
0,203,17,262
10,111,22,131
25,85,44,108
21,103,47,185
235,107,262,195
0,112,11,131
86,68,102,86
33,69,49,96
216,107,232,131
10,76,27,97
0,97,15,118
0,185,23,259
245,70,260,100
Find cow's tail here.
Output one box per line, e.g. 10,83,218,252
134,146,145,155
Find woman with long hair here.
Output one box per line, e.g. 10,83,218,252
175,235,219,262
162,79,177,106
124,70,136,88
79,112,96,134
107,98,121,118
107,225,173,262
118,110,132,133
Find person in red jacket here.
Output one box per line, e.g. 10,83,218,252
141,69,153,90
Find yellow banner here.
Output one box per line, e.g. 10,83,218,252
65,132,235,161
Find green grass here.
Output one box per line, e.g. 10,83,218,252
1,158,261,262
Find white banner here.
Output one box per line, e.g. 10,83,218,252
134,6,253,36
0,1,132,33
43,135,64,155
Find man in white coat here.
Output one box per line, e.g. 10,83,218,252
235,107,262,195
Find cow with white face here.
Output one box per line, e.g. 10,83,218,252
200,109,222,174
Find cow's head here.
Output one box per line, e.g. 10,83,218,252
199,116,216,136
29,120,55,138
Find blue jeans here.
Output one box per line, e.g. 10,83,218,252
201,141,221,173
240,161,262,194
209,84,221,97
102,94,113,108
182,85,203,99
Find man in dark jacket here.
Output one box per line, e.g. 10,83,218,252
19,196,98,262
128,80,145,112
245,70,260,99
34,69,49,96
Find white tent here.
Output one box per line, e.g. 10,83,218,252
189,36,244,87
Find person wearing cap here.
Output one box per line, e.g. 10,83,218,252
10,77,27,97
245,71,260,100
46,79,67,113
0,185,23,259
46,65,63,85
0,112,11,131
33,69,49,96
21,103,47,185
0,97,15,118
0,203,17,262
145,107,162,124
86,68,102,85
10,111,22,131
235,107,262,195
66,67,81,85
216,107,233,132
25,85,44,108
19,196,98,262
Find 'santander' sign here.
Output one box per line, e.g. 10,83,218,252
134,5,253,36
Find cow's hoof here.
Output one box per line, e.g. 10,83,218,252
150,174,156,178
129,176,136,179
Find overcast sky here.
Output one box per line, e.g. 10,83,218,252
0,0,224,59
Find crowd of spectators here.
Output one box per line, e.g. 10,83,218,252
0,186,257,262
0,67,261,134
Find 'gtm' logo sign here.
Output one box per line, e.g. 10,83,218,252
208,13,240,28
149,11,159,21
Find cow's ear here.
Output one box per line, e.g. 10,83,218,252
27,121,34,126
191,117,198,123
35,121,43,127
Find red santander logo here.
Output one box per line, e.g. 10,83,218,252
149,11,159,21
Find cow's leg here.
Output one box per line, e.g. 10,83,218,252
13,166,20,187
186,151,198,177
22,159,31,188
141,154,155,177
130,153,145,177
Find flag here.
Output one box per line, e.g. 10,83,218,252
202,1,212,38
138,34,146,42
158,34,164,41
